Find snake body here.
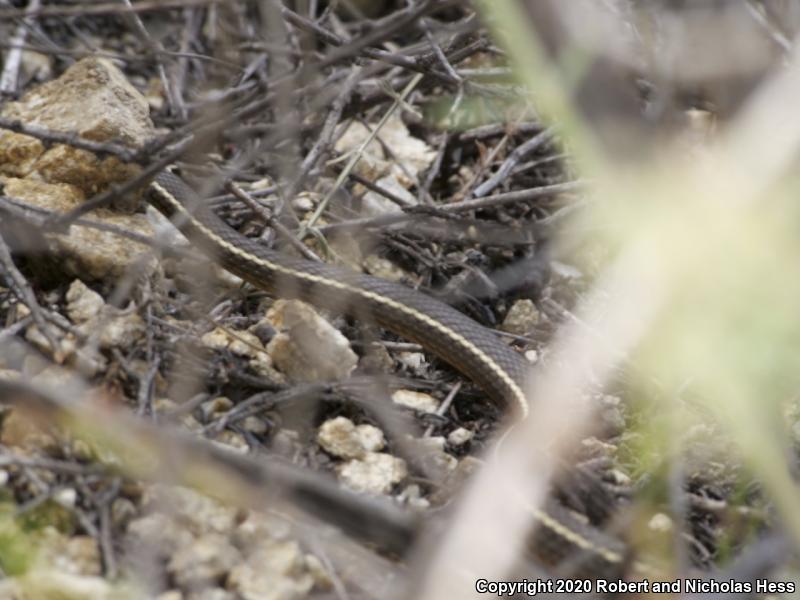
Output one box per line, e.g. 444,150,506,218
149,170,530,417
147,169,636,576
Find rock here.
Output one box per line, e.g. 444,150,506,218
524,349,539,363
396,351,425,372
200,328,232,352
111,497,138,528
397,484,430,510
213,431,248,453
65,280,104,324
199,397,234,422
199,327,284,383
447,427,474,446
200,328,265,359
362,254,409,282
358,342,393,373
226,541,314,600
125,512,194,557
598,394,625,436
580,436,617,459
410,436,457,478
291,192,317,213
333,121,387,180
378,115,437,185
648,513,673,533
391,389,439,413
265,300,357,383
241,417,267,435
0,57,154,201
317,417,384,459
227,332,265,358
2,177,156,281
42,532,101,577
607,469,631,486
337,453,407,495
63,281,146,351
0,408,57,453
333,114,435,187
303,555,332,591
247,353,285,384
169,534,241,589
96,312,145,350
0,57,159,282
361,174,417,217
53,488,77,508
501,299,540,335
19,572,114,600
187,589,235,600
24,324,60,357
0,369,21,382
136,485,238,537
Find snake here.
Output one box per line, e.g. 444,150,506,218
146,169,634,576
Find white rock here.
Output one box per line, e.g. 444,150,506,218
337,453,407,495
291,192,317,213
397,351,425,371
648,513,673,533
333,120,387,180
392,389,439,413
379,114,437,184
397,484,430,510
361,174,417,216
54,487,78,508
447,427,474,446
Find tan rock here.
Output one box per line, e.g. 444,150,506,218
1,57,155,209
2,177,156,281
42,532,101,577
168,534,241,589
362,254,409,282
266,300,357,383
226,540,314,600
65,280,104,324
501,299,540,335
0,130,44,177
317,417,384,459
0,57,160,283
391,389,439,413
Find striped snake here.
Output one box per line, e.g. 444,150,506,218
147,169,634,577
